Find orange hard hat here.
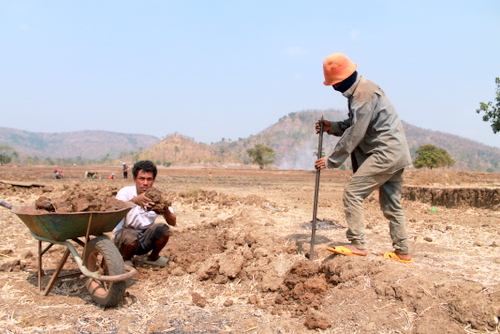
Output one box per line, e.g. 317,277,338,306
322,53,358,86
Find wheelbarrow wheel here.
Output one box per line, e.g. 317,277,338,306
83,236,126,307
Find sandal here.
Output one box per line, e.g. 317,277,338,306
143,256,170,267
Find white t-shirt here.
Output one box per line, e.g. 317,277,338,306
113,185,158,238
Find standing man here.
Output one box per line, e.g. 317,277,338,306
113,160,176,267
315,53,413,263
122,163,129,179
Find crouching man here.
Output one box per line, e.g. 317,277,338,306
113,160,176,267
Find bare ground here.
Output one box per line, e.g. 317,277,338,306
0,165,499,334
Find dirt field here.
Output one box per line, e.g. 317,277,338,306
0,165,499,334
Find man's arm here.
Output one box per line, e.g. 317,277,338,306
326,102,373,168
154,202,177,226
316,119,352,137
329,119,352,136
116,186,154,211
129,193,154,211
164,206,177,226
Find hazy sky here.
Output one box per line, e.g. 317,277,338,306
1,1,499,148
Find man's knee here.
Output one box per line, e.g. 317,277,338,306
115,229,138,247
344,179,374,204
343,187,366,209
379,194,403,219
152,224,169,240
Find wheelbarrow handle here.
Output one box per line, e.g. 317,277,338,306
0,200,13,210
80,265,137,282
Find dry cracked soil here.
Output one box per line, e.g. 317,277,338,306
0,165,499,334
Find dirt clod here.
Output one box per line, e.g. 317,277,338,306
192,292,207,307
35,196,55,211
305,308,331,330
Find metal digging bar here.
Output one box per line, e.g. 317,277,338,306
309,117,324,261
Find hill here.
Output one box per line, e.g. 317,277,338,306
402,122,500,172
137,132,240,167
209,109,500,172
1,109,499,171
137,109,500,172
0,127,160,164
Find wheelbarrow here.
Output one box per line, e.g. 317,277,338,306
0,199,137,307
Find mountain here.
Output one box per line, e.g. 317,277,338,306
402,123,500,172
137,132,240,166
212,109,344,170
1,109,499,171
137,109,500,172
205,109,500,172
0,127,160,162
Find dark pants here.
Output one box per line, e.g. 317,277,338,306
114,223,169,256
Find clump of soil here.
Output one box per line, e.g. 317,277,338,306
34,196,55,211
275,260,329,315
33,184,129,213
144,187,171,212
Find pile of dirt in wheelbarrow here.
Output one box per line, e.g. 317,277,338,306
32,183,129,213
32,185,176,214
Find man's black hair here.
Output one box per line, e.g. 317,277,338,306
132,160,157,179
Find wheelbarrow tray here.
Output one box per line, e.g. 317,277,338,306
12,202,135,242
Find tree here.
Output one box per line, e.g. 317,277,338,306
313,146,325,158
246,144,275,169
98,153,111,164
0,146,18,165
413,144,455,169
44,157,55,165
476,77,500,133
174,146,180,161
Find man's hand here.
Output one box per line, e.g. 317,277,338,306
315,157,327,170
315,120,331,134
154,203,177,226
130,193,154,210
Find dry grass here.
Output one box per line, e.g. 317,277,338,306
1,167,500,333
405,169,500,187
